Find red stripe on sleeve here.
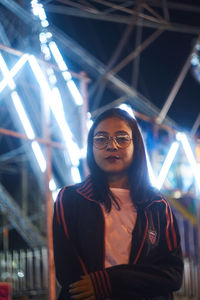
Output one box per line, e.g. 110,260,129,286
164,203,172,251
99,271,109,297
59,187,69,239
133,213,148,264
95,272,105,298
90,273,100,299
56,195,61,225
168,204,177,248
59,187,88,275
103,270,112,294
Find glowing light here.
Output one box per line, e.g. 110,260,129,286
17,271,24,278
71,166,81,183
39,33,47,44
0,53,29,93
156,142,180,190
67,80,83,106
28,55,52,98
41,20,49,28
11,91,35,139
50,88,81,165
31,141,46,172
146,151,157,187
87,116,93,131
118,104,135,118
49,41,68,72
49,178,57,191
62,71,72,81
29,58,81,166
176,132,200,191
49,41,83,105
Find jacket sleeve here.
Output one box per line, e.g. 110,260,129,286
53,188,87,295
89,201,184,299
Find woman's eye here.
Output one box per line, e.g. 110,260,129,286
116,136,129,143
95,137,107,143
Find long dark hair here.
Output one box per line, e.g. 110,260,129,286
87,108,152,211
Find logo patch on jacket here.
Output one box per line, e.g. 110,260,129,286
148,230,157,244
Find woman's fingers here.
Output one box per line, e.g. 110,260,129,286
69,275,95,300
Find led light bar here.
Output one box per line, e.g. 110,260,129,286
0,53,46,173
156,142,180,190
0,53,29,93
29,56,81,166
145,151,157,187
11,91,35,139
176,132,200,191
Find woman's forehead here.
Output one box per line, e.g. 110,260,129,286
94,117,131,134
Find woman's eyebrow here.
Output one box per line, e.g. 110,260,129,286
94,131,108,136
115,130,129,135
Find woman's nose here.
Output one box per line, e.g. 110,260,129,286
106,137,118,150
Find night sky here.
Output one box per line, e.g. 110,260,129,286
46,1,200,134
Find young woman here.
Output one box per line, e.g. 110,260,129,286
53,108,183,300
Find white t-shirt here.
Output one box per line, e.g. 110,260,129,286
101,188,137,268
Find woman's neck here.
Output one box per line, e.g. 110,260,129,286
108,174,129,189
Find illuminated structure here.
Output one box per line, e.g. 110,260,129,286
0,1,199,299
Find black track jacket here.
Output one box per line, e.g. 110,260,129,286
53,177,183,300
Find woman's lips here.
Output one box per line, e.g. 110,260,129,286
105,156,120,163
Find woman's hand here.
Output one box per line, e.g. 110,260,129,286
69,275,96,300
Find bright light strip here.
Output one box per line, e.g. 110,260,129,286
11,91,35,139
49,41,68,72
49,178,57,191
11,91,46,172
0,54,29,93
71,166,81,183
31,0,82,171
0,52,46,173
118,103,135,118
41,20,49,28
0,53,15,90
66,80,83,106
176,132,200,191
146,151,157,187
51,87,80,166
31,141,46,172
28,55,52,97
29,56,81,166
49,41,83,106
156,142,180,190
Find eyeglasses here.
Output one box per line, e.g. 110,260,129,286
93,133,132,149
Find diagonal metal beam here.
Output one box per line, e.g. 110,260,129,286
0,184,46,248
161,0,170,21
157,35,200,124
50,25,179,129
45,4,200,34
109,29,163,76
90,0,146,109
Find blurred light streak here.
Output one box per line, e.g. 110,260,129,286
0,53,29,93
156,142,180,190
48,41,83,106
29,56,81,166
0,53,46,172
11,91,35,139
176,132,200,191
146,151,157,188
71,166,81,183
118,103,135,118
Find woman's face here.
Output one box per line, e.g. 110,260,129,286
93,117,134,177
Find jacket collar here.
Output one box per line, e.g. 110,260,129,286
76,176,162,207
76,176,96,202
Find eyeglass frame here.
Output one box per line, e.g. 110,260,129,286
93,132,133,150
